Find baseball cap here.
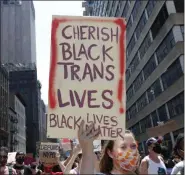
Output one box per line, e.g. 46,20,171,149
146,137,157,147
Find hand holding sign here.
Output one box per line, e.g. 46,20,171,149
47,16,126,140
78,120,99,151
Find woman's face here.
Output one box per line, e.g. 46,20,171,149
109,133,139,172
113,133,137,154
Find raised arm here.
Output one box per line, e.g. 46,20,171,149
64,144,81,174
78,120,99,174
56,152,66,172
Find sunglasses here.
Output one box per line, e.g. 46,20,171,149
0,155,8,159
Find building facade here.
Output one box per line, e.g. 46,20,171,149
9,93,26,152
15,94,26,153
83,0,184,153
5,63,40,154
9,93,18,152
0,66,9,147
1,0,36,64
39,100,47,142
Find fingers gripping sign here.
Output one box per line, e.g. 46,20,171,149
78,120,100,149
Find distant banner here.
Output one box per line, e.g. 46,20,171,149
73,139,101,152
39,142,59,166
47,15,126,140
7,152,16,164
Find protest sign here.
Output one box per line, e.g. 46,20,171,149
93,140,101,152
47,16,126,140
72,139,101,152
147,120,178,137
39,142,59,166
7,152,16,164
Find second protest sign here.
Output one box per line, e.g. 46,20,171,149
47,16,126,139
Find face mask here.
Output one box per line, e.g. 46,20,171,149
16,158,24,164
115,149,140,172
153,144,161,154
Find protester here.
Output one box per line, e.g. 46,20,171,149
78,120,140,175
0,147,16,175
13,151,32,174
173,133,184,161
171,133,184,175
30,161,42,175
140,137,167,175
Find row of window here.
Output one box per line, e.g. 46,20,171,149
3,0,21,5
126,3,169,82
130,92,184,137
127,57,184,121
126,1,157,57
126,29,176,102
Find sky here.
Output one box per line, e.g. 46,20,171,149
34,1,84,105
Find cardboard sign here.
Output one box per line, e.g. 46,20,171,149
72,139,101,152
39,142,59,166
7,152,16,164
93,140,101,152
147,120,178,137
47,16,126,140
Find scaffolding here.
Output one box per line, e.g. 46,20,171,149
2,63,36,72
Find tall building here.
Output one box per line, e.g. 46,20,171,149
0,66,9,147
83,0,184,153
5,63,40,154
1,0,36,64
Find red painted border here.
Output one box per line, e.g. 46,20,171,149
49,17,126,114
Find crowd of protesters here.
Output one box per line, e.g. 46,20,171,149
0,121,184,175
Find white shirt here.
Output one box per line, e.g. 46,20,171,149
171,161,184,175
145,156,167,175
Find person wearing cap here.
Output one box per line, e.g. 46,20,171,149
13,151,32,175
139,137,167,175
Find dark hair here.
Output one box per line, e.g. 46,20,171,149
173,133,184,158
0,147,8,155
52,164,62,172
99,130,134,174
15,151,25,157
160,146,169,160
